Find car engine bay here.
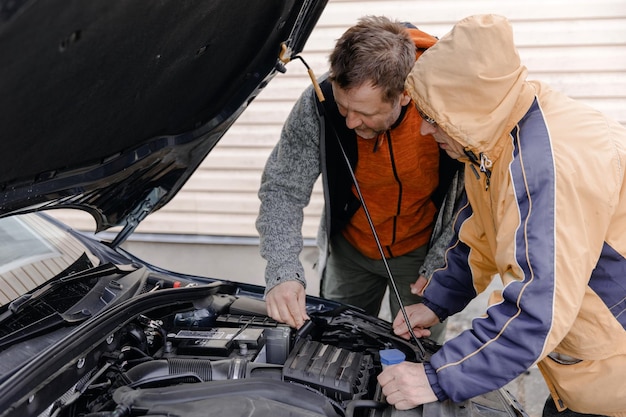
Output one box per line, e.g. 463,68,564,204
0,265,526,417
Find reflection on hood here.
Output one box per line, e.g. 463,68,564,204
405,14,536,160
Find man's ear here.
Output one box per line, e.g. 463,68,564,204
400,91,412,106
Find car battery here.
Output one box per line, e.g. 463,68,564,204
174,327,264,357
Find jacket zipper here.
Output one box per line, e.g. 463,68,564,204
374,130,401,256
388,131,401,247
465,149,498,236
464,149,492,191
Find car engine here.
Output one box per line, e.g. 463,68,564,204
0,269,526,417
45,291,413,417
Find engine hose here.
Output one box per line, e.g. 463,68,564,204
82,403,131,417
124,358,248,386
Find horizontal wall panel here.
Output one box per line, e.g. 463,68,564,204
181,170,264,192
212,124,287,147
259,45,626,81
161,191,324,215
308,18,626,49
136,212,322,237
198,149,273,170
318,0,626,24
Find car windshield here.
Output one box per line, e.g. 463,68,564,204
0,213,100,306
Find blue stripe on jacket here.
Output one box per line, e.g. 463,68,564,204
426,100,558,402
423,197,476,321
591,243,626,329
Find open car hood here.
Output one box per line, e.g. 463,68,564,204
0,0,326,241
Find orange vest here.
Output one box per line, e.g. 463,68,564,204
340,27,440,259
342,103,440,259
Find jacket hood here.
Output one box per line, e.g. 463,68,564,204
0,0,327,244
405,14,536,159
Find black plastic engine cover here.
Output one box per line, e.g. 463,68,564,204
283,340,373,401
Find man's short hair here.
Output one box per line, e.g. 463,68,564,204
329,15,416,103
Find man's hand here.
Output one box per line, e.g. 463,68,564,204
392,303,440,339
378,362,438,409
410,275,428,296
266,281,310,329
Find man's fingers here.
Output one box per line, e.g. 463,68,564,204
377,367,395,386
295,290,310,322
265,281,309,328
278,302,299,328
267,298,294,327
378,363,437,408
380,368,420,410
392,308,433,339
410,275,428,295
290,301,310,329
384,391,416,410
414,328,431,338
392,311,407,328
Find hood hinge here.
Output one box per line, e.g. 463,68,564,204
110,187,166,248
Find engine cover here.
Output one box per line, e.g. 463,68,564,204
283,340,373,401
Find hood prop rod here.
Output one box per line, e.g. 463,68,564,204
290,53,426,360
333,134,426,360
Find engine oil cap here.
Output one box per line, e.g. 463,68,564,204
380,349,406,368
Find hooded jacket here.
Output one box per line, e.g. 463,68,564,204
405,14,626,415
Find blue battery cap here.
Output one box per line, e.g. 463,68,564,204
380,349,406,367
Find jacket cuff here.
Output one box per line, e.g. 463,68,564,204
424,362,449,402
422,299,449,322
418,265,428,278
264,273,307,296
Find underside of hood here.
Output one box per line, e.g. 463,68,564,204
0,0,326,241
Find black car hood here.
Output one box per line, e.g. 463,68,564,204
0,0,326,240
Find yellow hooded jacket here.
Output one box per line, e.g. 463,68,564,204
406,14,626,415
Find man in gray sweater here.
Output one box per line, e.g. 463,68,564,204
256,16,463,342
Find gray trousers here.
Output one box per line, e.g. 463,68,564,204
321,233,447,343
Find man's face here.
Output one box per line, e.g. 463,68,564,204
419,116,466,160
332,82,410,139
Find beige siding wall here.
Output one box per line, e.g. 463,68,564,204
60,0,626,239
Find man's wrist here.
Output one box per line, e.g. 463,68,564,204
424,362,448,401
266,273,306,294
422,299,449,323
